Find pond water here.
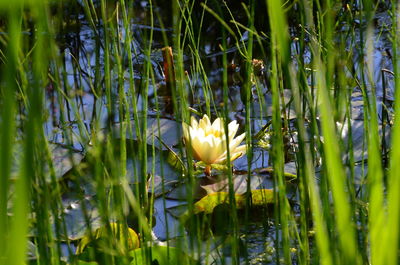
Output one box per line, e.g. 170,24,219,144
27,1,395,264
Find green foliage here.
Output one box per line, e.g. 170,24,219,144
129,246,195,265
76,223,140,255
0,0,399,265
188,189,274,215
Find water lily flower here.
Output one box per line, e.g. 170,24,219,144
182,114,246,166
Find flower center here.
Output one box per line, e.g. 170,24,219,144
205,128,224,138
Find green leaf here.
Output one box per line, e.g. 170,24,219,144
254,166,297,179
193,192,237,214
76,260,99,265
192,189,274,215
250,189,274,206
129,246,195,265
76,223,140,255
160,136,186,173
194,161,229,173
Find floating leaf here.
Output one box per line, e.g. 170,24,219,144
129,246,195,265
76,223,140,255
11,142,83,181
159,135,186,173
254,166,297,179
193,192,243,214
77,261,99,265
114,118,181,150
250,189,274,207
64,140,181,198
342,119,391,162
252,90,296,119
194,161,229,174
193,189,274,215
62,198,101,241
200,173,265,195
50,144,84,179
148,175,181,198
164,178,206,200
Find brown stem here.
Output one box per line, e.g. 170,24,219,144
204,165,211,177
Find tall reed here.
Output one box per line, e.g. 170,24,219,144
0,0,399,264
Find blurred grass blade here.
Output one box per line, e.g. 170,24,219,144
302,0,360,264
265,0,292,264
0,7,19,262
385,2,400,264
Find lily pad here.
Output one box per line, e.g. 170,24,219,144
252,90,296,119
250,189,275,207
164,177,207,201
75,223,140,255
62,198,101,241
113,118,181,150
192,189,274,215
129,246,195,265
341,119,391,162
254,163,297,180
153,198,186,240
50,144,84,179
74,224,140,264
61,140,181,198
10,142,83,181
200,173,265,195
193,192,245,215
77,261,99,265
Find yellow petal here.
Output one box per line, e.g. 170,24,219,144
184,115,246,166
190,116,198,128
190,134,204,161
230,144,247,160
182,123,190,141
199,114,211,130
199,136,216,164
193,134,225,165
211,117,223,133
228,120,238,134
228,120,239,141
190,127,204,139
211,135,226,162
229,132,245,152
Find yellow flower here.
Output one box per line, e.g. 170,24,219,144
183,114,246,165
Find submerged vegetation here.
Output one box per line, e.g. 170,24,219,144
0,0,399,264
